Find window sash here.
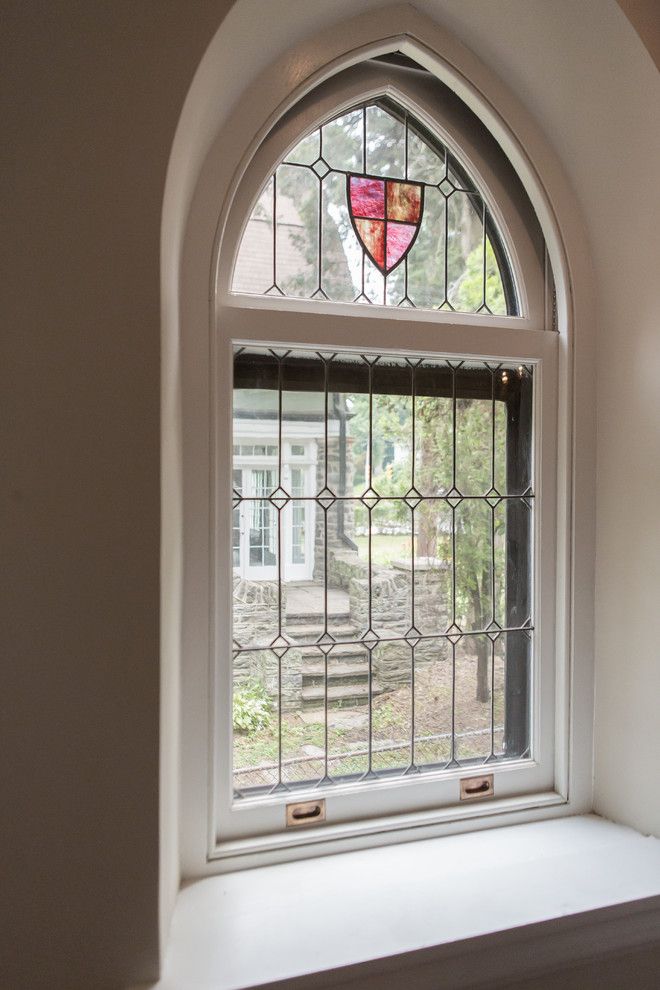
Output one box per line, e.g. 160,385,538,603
213,308,558,852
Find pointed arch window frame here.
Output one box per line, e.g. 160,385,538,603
206,58,564,865
223,76,551,328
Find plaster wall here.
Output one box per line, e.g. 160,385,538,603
2,3,230,987
3,1,658,987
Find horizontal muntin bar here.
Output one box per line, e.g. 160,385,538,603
233,626,533,654
231,494,534,501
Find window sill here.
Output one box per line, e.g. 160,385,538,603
151,815,660,989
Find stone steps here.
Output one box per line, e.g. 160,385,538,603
301,681,384,709
300,642,366,659
301,660,372,688
285,622,358,641
286,608,373,708
285,610,352,626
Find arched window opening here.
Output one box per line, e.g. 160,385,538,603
233,95,518,315
212,55,558,850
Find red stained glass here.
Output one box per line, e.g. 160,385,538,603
386,222,417,270
349,174,424,274
354,218,385,269
349,177,385,219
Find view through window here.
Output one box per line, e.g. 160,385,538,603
232,348,533,798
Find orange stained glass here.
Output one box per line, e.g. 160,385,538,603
386,181,422,223
354,217,385,269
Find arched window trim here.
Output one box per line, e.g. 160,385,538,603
217,61,547,330
168,5,595,880
209,58,561,860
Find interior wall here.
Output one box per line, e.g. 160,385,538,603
3,1,657,988
1,3,229,988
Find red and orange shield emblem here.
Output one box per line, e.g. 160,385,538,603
347,175,424,274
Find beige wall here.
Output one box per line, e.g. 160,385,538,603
3,1,658,987
2,3,228,987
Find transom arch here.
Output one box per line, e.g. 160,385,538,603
217,60,548,327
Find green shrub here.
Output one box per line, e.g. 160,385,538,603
233,679,272,735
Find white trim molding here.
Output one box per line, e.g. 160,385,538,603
153,817,660,990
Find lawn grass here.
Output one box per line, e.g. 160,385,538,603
354,533,412,566
233,655,506,789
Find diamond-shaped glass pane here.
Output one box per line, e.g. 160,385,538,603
486,620,502,641
362,629,380,648
446,622,462,644
446,486,463,507
404,487,423,509
269,486,290,508
439,178,454,196
405,625,423,645
485,488,502,508
270,635,290,658
316,486,336,509
360,487,380,509
312,157,330,177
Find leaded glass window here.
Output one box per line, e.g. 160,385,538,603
232,97,516,314
232,347,533,798
215,62,557,850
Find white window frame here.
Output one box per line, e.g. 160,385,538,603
211,66,561,859
169,6,595,881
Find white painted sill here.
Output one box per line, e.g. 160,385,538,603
151,816,660,989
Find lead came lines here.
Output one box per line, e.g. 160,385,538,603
240,98,514,313
232,347,534,795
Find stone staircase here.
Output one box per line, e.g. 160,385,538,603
285,590,384,709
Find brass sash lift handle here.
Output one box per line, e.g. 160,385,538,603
286,799,326,827
293,804,322,819
460,774,494,801
466,780,490,794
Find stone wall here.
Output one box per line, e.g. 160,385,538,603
313,435,356,580
327,549,451,688
233,555,450,705
232,577,302,710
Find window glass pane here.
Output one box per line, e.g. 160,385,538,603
366,104,405,177
321,170,360,302
231,346,534,798
447,191,483,312
275,163,318,296
322,108,363,173
284,129,320,167
407,126,445,184
233,177,273,294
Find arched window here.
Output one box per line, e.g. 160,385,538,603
232,95,516,315
212,58,558,852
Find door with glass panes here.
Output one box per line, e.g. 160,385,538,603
233,448,316,582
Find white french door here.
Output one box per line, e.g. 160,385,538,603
233,461,315,582
282,464,315,582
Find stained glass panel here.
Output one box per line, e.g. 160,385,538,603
353,218,385,269
232,97,517,314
